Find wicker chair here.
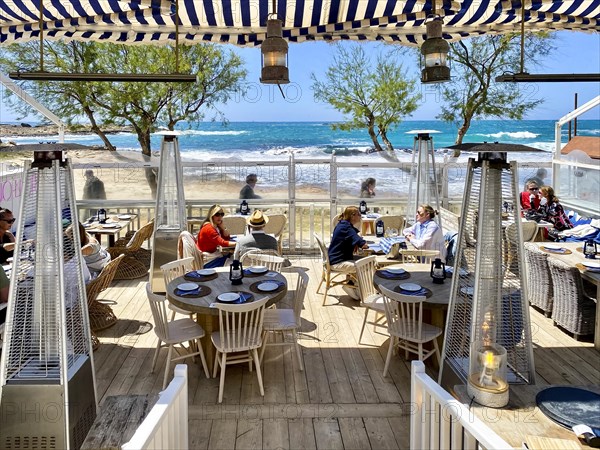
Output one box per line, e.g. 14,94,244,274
548,258,596,339
87,254,125,331
178,231,204,270
505,222,538,271
222,216,247,235
108,220,154,280
523,243,554,317
263,214,287,254
378,215,406,233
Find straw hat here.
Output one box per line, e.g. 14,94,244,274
247,210,269,228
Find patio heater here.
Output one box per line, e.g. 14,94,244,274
0,150,97,448
150,132,187,293
406,130,442,226
439,150,536,406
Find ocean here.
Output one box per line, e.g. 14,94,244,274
3,119,599,196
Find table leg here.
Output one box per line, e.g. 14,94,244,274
595,285,600,351
197,314,218,373
362,222,374,236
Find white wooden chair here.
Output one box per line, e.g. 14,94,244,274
400,248,440,264
355,256,387,344
379,285,442,377
161,257,195,320
314,233,353,305
240,249,284,272
211,296,269,403
260,268,308,370
222,216,247,235
263,213,287,254
178,231,204,270
145,283,209,389
379,215,406,233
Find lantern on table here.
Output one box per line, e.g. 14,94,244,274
439,147,538,403
359,200,368,215
97,207,107,224
230,259,244,285
240,200,250,215
584,239,597,259
430,258,446,284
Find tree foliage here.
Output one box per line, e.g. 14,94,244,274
438,33,555,148
311,44,420,158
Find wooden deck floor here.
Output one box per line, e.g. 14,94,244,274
93,255,599,449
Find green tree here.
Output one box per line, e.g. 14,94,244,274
311,44,420,159
438,33,554,150
1,41,247,194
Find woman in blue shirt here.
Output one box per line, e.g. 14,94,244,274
403,204,447,261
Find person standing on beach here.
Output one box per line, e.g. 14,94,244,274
0,208,16,265
360,178,376,198
83,170,107,200
239,174,262,199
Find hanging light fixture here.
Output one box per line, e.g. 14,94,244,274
260,0,289,86
420,15,450,84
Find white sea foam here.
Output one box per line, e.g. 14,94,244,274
164,130,248,136
481,131,539,139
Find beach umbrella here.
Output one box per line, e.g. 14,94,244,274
446,142,545,153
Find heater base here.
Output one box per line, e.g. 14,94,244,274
467,376,509,408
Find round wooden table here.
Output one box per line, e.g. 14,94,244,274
166,266,288,371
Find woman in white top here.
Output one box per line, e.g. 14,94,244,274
402,204,447,261
67,222,112,280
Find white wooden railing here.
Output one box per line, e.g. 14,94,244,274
122,364,189,450
410,361,511,450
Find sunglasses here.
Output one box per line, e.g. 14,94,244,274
0,218,16,224
529,187,539,191
213,212,225,217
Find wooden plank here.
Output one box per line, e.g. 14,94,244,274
262,418,290,450
207,420,237,449
235,419,263,449
526,435,582,449
313,418,344,450
338,418,371,449
387,415,411,449
188,419,212,450
363,417,402,449
288,418,317,450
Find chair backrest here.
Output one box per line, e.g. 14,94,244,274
354,255,378,302
263,214,287,238
331,214,341,231
126,220,155,251
401,249,439,264
214,296,269,352
313,233,331,268
161,257,195,286
145,282,170,340
523,242,553,304
290,268,309,323
222,216,247,235
547,257,586,300
240,249,284,272
380,285,426,340
379,215,406,232
521,221,538,242
178,231,204,270
86,254,126,304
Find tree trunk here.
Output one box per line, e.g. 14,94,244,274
380,128,394,152
83,106,116,151
367,126,384,153
139,130,158,198
453,116,472,157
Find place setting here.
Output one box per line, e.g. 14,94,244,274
249,279,286,294
393,282,432,298
214,291,254,305
445,266,470,278
540,244,572,255
375,267,411,280
243,265,269,277
183,268,219,281
576,261,600,273
174,282,211,298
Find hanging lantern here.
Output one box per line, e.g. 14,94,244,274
260,17,289,85
420,16,450,84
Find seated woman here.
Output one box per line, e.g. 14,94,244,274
196,205,234,268
0,208,16,265
402,204,447,261
66,222,111,280
519,181,541,215
539,186,573,235
328,206,369,300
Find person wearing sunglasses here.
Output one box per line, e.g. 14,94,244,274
196,204,235,268
519,181,541,215
0,208,16,265
402,204,446,261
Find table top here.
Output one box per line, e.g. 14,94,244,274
84,213,137,235
534,241,600,288
373,263,452,307
454,384,600,449
167,266,287,315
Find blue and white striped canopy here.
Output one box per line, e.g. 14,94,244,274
1,0,599,47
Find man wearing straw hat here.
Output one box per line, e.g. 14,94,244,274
233,210,279,260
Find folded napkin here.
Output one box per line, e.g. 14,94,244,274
184,271,204,280
544,247,566,253
218,292,254,304
378,269,408,279
244,268,267,276
262,280,286,288
175,288,201,297
399,288,428,296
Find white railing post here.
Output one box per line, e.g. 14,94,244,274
330,153,338,226
288,152,296,251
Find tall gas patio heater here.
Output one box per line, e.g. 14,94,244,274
0,150,97,448
150,132,187,293
439,148,536,407
406,130,442,225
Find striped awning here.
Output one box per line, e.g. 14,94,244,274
1,0,599,47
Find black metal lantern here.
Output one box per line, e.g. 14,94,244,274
240,200,250,215
375,219,385,237
359,200,368,215
584,239,598,259
230,259,244,285
98,208,107,224
420,15,450,84
260,13,289,85
430,257,446,284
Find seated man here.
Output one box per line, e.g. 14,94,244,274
233,210,279,260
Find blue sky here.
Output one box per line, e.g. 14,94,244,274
1,31,599,124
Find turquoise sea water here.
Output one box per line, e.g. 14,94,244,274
4,119,599,163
